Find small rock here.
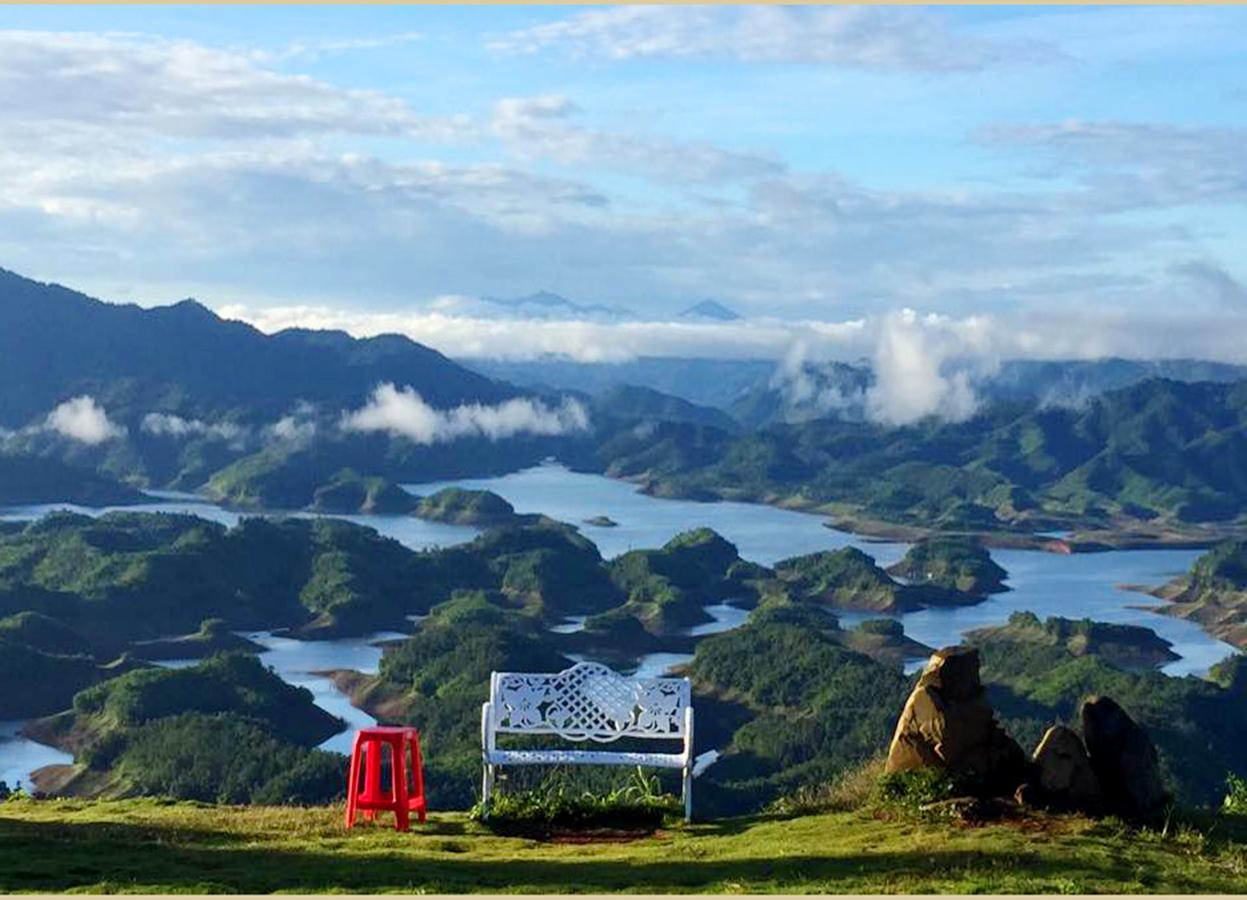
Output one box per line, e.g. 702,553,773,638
1031,724,1103,814
1082,696,1167,819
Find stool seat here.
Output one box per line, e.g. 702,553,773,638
344,726,427,832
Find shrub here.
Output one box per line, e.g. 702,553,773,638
470,767,680,830
875,769,959,813
1223,773,1247,816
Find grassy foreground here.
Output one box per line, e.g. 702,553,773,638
2,798,1247,893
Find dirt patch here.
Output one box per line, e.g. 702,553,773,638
485,823,669,844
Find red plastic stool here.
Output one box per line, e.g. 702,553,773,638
344,726,427,831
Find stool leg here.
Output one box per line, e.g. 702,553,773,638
411,732,427,824
344,733,363,829
363,742,380,822
392,737,410,833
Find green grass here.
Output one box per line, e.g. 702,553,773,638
2,797,1246,893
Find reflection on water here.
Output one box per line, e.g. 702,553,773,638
549,615,589,634
0,491,478,553
409,463,910,567
566,651,694,680
898,549,1238,677
686,603,751,637
0,720,71,790
241,631,407,755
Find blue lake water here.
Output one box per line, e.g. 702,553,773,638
1,462,1240,785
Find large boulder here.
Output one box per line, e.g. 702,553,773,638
1082,696,1167,819
1029,725,1104,814
885,645,1027,795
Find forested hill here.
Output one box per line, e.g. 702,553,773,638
595,376,1247,530
0,267,515,427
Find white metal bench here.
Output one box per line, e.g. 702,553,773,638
481,661,698,821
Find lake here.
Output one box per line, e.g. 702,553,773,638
0,462,1240,786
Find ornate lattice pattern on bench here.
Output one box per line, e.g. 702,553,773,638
492,662,690,741
481,662,699,821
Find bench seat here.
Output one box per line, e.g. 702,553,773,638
484,748,686,768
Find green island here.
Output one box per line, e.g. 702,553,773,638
308,469,418,515
1143,540,1247,651
413,487,520,526
23,653,344,802
887,535,1009,595
773,546,978,613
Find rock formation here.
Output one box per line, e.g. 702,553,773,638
885,645,1027,795
1028,724,1104,813
1082,695,1168,818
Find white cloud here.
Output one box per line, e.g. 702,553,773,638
141,412,244,442
44,395,126,444
492,5,1060,72
865,310,994,426
264,407,318,448
978,120,1247,211
491,94,784,184
219,304,869,362
341,383,590,443
0,30,464,143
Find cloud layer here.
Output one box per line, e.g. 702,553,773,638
493,6,1059,72
341,383,590,443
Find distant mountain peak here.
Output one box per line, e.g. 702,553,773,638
477,291,634,321
680,300,740,321
165,298,217,319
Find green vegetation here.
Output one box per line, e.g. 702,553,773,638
687,606,911,817
25,653,344,803
591,378,1247,532
414,487,518,525
310,469,417,514
973,615,1247,806
773,547,977,612
1150,540,1247,650
887,535,1009,595
1226,773,1247,816
127,618,264,662
591,384,741,433
470,769,680,833
345,591,572,809
0,454,145,507
968,612,1180,671
0,639,110,719
601,528,763,634
0,511,427,652
4,797,1247,893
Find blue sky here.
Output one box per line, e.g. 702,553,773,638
2,4,1247,364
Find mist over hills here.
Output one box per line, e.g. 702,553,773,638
3,265,1247,535
0,267,515,429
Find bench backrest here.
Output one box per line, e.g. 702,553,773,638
489,662,690,743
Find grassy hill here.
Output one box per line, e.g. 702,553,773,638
2,798,1246,893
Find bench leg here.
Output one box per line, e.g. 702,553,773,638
481,764,496,820
683,765,693,823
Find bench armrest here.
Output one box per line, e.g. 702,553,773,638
481,701,495,756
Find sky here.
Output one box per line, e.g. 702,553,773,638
3,4,1247,366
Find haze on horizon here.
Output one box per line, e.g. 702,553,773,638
3,4,1247,369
